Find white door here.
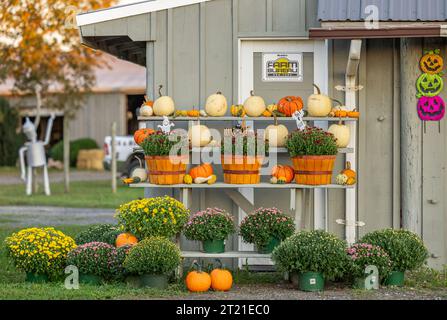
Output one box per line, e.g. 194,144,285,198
238,39,329,267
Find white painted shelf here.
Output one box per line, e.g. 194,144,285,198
130,182,354,189
133,147,354,154
138,116,358,122
181,251,271,259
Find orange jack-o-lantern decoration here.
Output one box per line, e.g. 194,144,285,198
185,261,212,292
116,233,138,248
420,50,444,75
189,163,213,180
133,128,155,145
277,96,304,117
271,165,295,183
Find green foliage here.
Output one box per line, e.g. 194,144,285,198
272,230,350,280
74,224,120,246
239,207,295,248
0,98,25,166
360,229,429,272
221,133,268,156
141,132,187,156
49,138,98,166
124,237,181,275
286,127,338,157
184,208,235,242
115,197,189,239
406,266,447,289
346,243,393,280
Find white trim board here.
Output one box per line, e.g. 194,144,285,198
76,0,212,27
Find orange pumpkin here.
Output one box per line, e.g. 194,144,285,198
271,165,295,183
277,96,304,116
187,109,200,117
134,128,155,145
115,233,138,248
210,260,233,291
341,161,356,179
189,163,213,180
185,261,211,292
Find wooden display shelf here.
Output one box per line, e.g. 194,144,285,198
130,182,354,189
181,251,271,259
133,147,354,154
138,116,358,122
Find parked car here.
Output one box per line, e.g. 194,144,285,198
103,135,144,177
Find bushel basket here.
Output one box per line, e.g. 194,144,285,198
292,155,336,185
221,155,263,184
145,155,188,185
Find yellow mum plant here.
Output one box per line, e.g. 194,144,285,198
5,227,77,278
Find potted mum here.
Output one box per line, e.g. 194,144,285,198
123,237,181,289
285,127,338,185
141,131,189,185
115,196,189,239
66,242,125,284
4,227,76,283
346,243,393,289
239,207,295,253
74,224,121,246
221,129,267,184
272,230,350,292
360,229,429,286
184,208,235,253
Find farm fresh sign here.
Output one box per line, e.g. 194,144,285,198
262,53,303,82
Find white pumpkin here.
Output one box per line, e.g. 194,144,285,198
205,91,228,117
188,124,212,147
153,85,175,116
328,122,350,148
243,90,266,117
264,116,289,147
307,84,332,117
140,105,153,117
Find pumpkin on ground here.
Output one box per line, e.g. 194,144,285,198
133,128,155,145
271,165,294,183
188,124,212,147
243,90,266,117
189,163,213,180
264,115,289,147
328,121,350,148
185,261,212,292
116,233,138,248
205,91,228,116
210,261,233,292
420,50,444,74
277,96,304,116
307,84,332,117
153,85,175,116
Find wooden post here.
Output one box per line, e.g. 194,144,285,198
111,122,117,194
63,115,70,193
400,38,422,235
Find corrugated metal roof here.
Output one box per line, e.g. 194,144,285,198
318,0,447,22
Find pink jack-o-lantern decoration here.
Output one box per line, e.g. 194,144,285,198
417,96,445,121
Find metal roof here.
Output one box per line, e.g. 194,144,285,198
318,0,447,22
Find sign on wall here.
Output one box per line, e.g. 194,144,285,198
262,53,303,82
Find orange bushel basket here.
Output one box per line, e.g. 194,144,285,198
221,155,264,184
145,155,188,185
292,155,336,185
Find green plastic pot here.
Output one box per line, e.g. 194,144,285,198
79,274,102,285
140,274,168,289
126,275,142,288
202,239,225,253
298,272,325,292
257,237,281,254
25,273,49,283
384,271,405,287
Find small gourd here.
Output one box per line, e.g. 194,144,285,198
270,177,278,184
123,157,147,184
341,161,356,179
184,174,193,184
328,120,350,148
207,175,217,185
140,95,154,117
231,105,246,117
243,90,266,117
153,85,175,116
335,173,348,185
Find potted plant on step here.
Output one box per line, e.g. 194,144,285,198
239,207,295,253
184,208,235,253
123,236,181,289
285,127,338,185
141,131,189,185
5,227,76,283
346,243,393,289
272,230,350,292
360,229,429,287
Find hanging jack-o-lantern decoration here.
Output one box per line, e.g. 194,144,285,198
420,50,444,75
416,73,444,98
417,96,445,121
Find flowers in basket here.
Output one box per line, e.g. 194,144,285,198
115,196,189,239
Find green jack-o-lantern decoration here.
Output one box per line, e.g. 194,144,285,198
420,50,444,75
416,73,444,98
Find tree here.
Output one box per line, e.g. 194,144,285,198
0,0,115,192
0,98,25,166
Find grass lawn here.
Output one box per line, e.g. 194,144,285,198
0,180,144,209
